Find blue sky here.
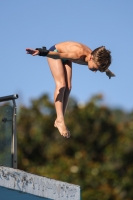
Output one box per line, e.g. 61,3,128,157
0,1,133,111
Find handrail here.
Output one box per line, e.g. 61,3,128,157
0,94,19,102
0,94,18,169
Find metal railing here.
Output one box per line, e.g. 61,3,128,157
0,94,18,169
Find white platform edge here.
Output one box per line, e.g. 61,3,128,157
0,166,81,200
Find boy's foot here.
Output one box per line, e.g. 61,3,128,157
54,120,70,138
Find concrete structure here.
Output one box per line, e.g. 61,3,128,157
0,166,81,200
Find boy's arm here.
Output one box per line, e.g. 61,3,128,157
46,51,78,60
26,47,49,56
26,47,79,60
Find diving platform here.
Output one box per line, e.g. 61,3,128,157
0,166,81,200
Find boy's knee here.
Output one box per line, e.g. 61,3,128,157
56,80,66,88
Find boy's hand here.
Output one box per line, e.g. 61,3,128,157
105,69,116,79
26,48,39,56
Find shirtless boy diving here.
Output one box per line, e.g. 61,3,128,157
26,41,115,138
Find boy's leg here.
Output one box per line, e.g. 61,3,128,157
47,58,70,138
63,61,72,114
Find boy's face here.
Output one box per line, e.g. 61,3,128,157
88,55,99,72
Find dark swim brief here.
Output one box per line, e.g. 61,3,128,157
49,45,68,63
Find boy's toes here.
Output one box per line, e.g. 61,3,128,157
63,129,70,138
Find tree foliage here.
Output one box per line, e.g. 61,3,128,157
17,94,133,200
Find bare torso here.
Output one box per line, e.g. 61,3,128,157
55,41,92,65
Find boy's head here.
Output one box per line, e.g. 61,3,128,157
90,46,112,72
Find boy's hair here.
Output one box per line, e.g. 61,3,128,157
91,46,111,72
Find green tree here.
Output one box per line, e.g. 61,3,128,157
17,94,133,200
